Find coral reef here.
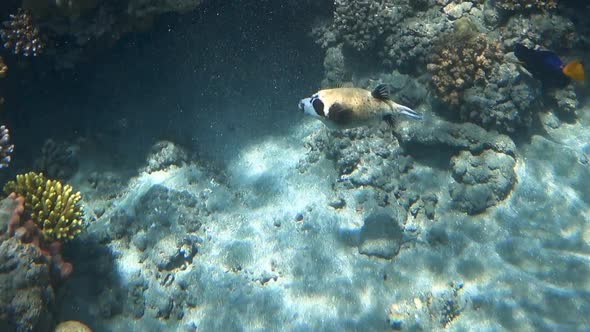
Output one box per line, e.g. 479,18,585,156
0,8,45,56
0,195,55,332
494,0,557,11
0,192,75,282
427,18,543,133
321,44,347,87
381,6,451,71
315,0,449,73
0,237,54,332
4,172,85,241
0,56,6,77
34,139,80,180
500,14,577,52
428,20,503,107
0,125,14,169
323,0,410,52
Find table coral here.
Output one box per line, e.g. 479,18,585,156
4,172,85,242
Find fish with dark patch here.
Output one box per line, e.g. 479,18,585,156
514,43,585,88
298,84,423,130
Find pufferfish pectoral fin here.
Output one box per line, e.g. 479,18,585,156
328,103,354,126
383,114,395,127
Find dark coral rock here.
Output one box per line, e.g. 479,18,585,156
34,139,80,180
0,238,54,332
449,149,517,214
143,141,189,173
358,206,406,259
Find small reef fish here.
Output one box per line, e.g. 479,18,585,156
514,43,585,87
298,84,423,130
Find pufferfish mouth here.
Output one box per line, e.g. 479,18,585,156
298,100,305,111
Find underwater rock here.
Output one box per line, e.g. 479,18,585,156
449,149,517,214
547,84,579,117
421,194,438,220
136,184,203,232
143,141,189,173
461,61,540,133
358,207,405,259
54,320,92,332
0,237,54,332
321,44,347,88
501,14,577,52
128,276,148,318
387,281,466,330
151,234,199,271
394,117,516,157
382,6,451,71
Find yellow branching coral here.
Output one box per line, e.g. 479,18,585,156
4,172,85,241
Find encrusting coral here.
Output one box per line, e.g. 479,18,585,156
4,172,85,241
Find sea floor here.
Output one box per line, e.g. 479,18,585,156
56,101,590,332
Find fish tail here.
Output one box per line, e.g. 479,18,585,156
395,103,423,120
562,59,586,81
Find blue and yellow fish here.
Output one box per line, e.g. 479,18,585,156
514,43,585,87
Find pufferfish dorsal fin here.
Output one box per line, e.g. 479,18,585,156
371,84,390,101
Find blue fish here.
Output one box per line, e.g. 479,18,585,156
514,43,585,87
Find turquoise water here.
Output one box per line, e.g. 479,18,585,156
0,1,589,331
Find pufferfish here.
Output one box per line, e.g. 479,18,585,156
298,84,423,130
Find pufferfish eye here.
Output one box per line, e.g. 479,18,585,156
312,98,325,117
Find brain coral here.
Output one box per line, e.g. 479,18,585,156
4,172,85,241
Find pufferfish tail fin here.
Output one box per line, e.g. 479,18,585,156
395,103,424,120
372,84,423,121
